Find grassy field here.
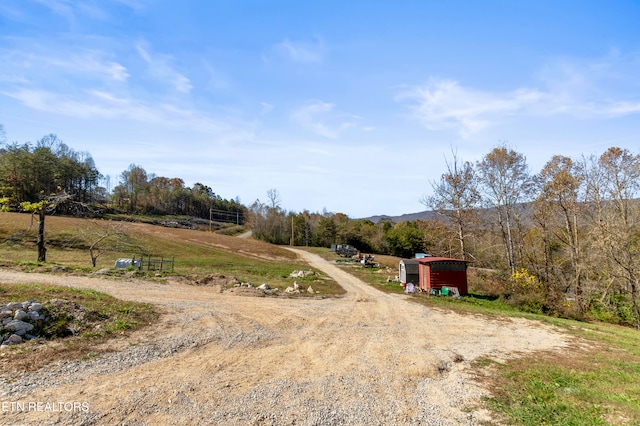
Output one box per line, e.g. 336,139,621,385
2,213,640,424
0,212,343,295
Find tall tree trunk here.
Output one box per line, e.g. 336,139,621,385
37,208,46,262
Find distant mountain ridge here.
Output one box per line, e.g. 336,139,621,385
366,202,542,225
364,210,441,223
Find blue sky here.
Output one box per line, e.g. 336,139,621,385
1,0,640,217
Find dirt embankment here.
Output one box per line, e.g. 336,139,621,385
0,250,570,425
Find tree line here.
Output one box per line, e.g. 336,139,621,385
111,164,244,221
249,146,640,329
0,134,103,209
0,132,245,223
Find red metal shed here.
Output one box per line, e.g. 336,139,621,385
416,257,470,295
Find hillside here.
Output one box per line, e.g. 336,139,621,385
0,212,333,291
365,210,441,223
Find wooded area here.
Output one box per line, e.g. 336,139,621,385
0,133,244,223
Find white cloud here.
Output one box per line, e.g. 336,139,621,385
398,79,544,136
34,0,76,23
291,101,356,138
202,60,230,91
270,38,326,64
2,87,253,141
136,42,193,93
18,0,139,24
63,54,130,82
260,102,274,115
400,64,640,137
113,0,148,12
0,47,129,84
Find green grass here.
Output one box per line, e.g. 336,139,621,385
0,282,156,373
415,301,640,424
481,335,640,425
314,247,640,425
403,295,640,424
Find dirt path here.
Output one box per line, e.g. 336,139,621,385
0,251,570,425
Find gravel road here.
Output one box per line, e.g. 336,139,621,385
0,250,570,425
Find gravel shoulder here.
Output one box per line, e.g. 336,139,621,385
0,250,571,425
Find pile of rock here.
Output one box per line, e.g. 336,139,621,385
1,300,45,349
284,281,315,295
232,282,279,296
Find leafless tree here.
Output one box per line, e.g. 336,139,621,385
584,147,640,328
266,188,282,209
79,220,141,267
477,145,533,275
422,149,480,260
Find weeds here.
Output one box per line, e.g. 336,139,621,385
0,283,155,373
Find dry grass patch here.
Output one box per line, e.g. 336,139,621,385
0,213,344,295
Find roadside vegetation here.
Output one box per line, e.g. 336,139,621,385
0,283,155,373
308,247,640,425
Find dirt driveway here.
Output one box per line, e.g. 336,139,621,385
0,249,570,425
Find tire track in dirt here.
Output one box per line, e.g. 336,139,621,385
0,253,571,425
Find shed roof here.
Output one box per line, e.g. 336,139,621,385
399,259,419,274
416,257,471,264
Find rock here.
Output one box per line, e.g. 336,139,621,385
28,303,43,312
293,282,300,291
4,320,35,333
0,310,12,319
257,283,270,290
28,311,41,321
8,334,22,344
289,270,315,278
307,286,314,294
14,309,29,321
285,286,295,293
7,302,23,310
